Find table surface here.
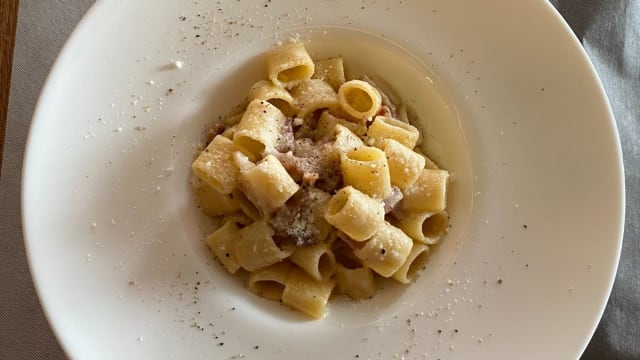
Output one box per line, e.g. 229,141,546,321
1,1,638,359
0,0,18,170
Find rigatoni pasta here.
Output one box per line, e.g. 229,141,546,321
206,219,243,274
312,57,346,90
318,111,367,137
234,219,294,271
248,261,294,301
392,243,430,284
266,42,315,88
338,80,382,120
290,243,336,281
324,186,385,241
395,211,449,245
192,135,239,194
191,41,451,319
197,183,239,217
334,264,377,300
238,154,300,215
402,169,450,213
233,99,287,159
248,80,298,117
282,271,335,318
382,139,426,190
332,124,365,154
367,115,420,149
353,221,414,277
341,146,392,199
290,79,339,119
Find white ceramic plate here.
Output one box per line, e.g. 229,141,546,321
23,1,624,359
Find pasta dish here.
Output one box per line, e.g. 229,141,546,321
191,42,450,318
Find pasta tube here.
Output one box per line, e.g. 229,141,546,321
324,186,384,241
341,146,392,199
332,124,365,155
402,169,449,212
290,243,336,281
312,57,346,91
290,79,339,119
382,139,426,190
234,219,293,271
396,211,449,245
335,264,377,300
248,80,298,117
238,154,300,215
248,261,295,301
282,271,335,318
338,80,382,120
233,99,287,158
197,183,239,217
230,189,261,221
392,243,430,284
206,219,243,274
354,222,413,278
317,110,367,138
367,116,420,149
192,135,239,194
266,42,315,88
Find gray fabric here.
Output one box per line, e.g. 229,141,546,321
1,1,637,359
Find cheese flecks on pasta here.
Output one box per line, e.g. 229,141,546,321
312,58,346,91
270,186,332,246
192,135,239,194
192,41,451,319
402,169,449,213
290,79,339,119
382,139,426,190
332,124,365,153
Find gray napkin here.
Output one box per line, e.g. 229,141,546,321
1,1,637,359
